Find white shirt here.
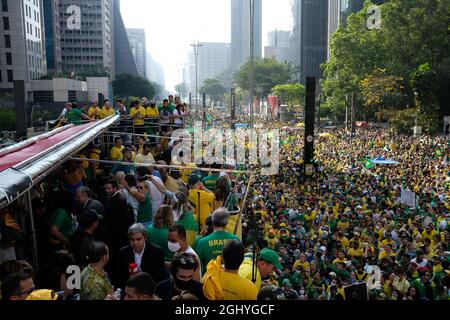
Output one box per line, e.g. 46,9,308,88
146,178,165,216
120,188,139,220
410,257,428,268
134,243,146,271
173,109,185,125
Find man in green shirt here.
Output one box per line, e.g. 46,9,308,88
201,172,220,192
66,102,90,125
195,208,240,275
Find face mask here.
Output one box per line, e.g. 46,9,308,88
168,241,181,253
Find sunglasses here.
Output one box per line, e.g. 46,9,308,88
179,256,196,264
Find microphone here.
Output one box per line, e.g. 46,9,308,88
128,263,139,276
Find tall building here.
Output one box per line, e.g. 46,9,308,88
146,52,165,91
59,0,115,79
113,0,138,77
0,0,47,95
127,28,146,78
287,0,328,84
230,0,262,71
43,0,61,75
187,42,230,96
265,29,290,62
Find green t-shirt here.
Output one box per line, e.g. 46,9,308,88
201,175,219,192
66,108,83,125
51,208,76,239
137,193,152,224
195,230,240,274
147,225,173,261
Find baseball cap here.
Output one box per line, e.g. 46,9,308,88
319,246,327,253
282,279,291,287
259,248,283,271
329,271,337,277
188,174,200,186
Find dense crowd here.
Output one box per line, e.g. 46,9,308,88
0,97,449,300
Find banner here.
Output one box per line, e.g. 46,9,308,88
401,188,416,208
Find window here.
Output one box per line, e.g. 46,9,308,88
7,69,13,82
6,52,12,65
4,34,10,48
2,0,8,12
3,17,9,30
0,70,2,82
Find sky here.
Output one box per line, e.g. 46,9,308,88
120,0,293,92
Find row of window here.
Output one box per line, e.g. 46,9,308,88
27,39,42,54
25,4,39,24
26,22,41,39
62,56,103,61
0,69,14,83
28,0,39,9
2,0,7,12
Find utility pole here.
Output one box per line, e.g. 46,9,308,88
351,92,356,139
191,41,203,117
345,93,349,132
249,0,255,128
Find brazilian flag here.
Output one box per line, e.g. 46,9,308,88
177,211,199,247
363,158,374,169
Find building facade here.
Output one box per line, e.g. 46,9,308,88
42,0,61,75
0,0,47,94
230,0,262,71
127,28,146,78
187,42,230,96
287,0,328,84
266,29,290,62
58,0,115,79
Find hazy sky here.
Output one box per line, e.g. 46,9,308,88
120,0,293,92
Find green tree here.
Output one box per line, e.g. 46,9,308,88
0,107,16,131
75,64,109,80
235,58,294,99
112,73,156,99
175,82,188,97
322,0,450,122
271,84,305,111
200,79,226,101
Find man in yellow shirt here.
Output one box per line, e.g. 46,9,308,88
135,142,155,165
88,100,102,120
293,252,310,271
203,240,258,300
130,99,147,135
100,100,116,119
347,241,363,259
238,248,282,291
188,174,215,229
332,250,347,265
422,224,438,241
110,136,124,161
146,101,160,118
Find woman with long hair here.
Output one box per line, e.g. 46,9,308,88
147,205,174,264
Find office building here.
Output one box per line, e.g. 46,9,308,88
230,0,262,71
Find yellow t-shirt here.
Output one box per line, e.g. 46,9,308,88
130,106,146,126
135,153,155,165
421,230,437,242
88,106,102,119
188,189,215,228
238,256,262,291
347,247,363,258
339,237,350,248
181,163,197,184
332,258,346,265
100,107,116,119
292,260,310,271
218,271,258,300
110,145,124,161
164,176,180,193
146,107,159,118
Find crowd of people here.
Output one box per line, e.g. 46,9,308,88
0,95,449,300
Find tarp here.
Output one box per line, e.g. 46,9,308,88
371,157,400,165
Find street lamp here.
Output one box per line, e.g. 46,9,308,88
249,0,255,128
191,41,203,117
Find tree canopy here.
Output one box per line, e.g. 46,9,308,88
321,0,450,122
235,58,294,99
272,84,305,111
112,73,157,99
200,79,226,101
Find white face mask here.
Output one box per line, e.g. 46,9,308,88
168,241,181,253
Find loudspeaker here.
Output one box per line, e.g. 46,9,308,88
303,77,316,171
344,283,369,300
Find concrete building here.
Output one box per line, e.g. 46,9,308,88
113,0,138,77
0,0,47,96
230,0,262,71
146,51,165,91
58,0,115,79
31,78,88,102
42,0,62,75
327,0,341,61
287,0,328,84
187,42,230,96
266,29,290,62
127,28,146,78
